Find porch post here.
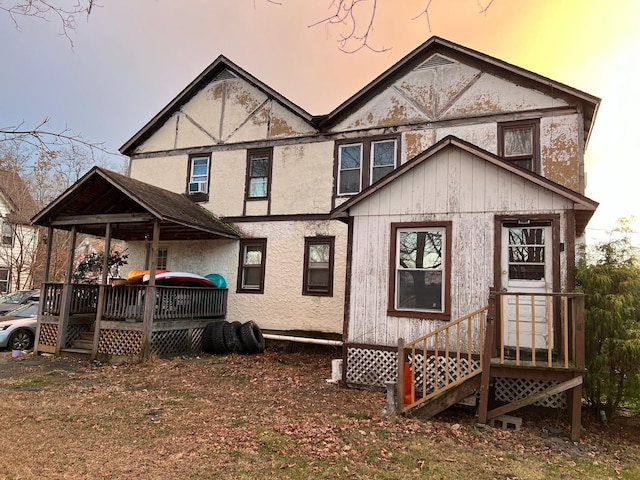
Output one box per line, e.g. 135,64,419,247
568,295,585,441
91,223,112,360
141,221,160,360
55,226,77,355
478,292,497,424
396,338,405,412
34,225,54,355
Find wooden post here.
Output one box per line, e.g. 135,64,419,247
397,337,405,413
55,226,77,355
142,221,160,360
92,223,112,360
569,294,585,441
478,293,496,424
34,225,54,355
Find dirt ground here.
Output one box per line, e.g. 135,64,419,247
0,348,639,480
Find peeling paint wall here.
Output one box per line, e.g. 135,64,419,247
541,115,580,191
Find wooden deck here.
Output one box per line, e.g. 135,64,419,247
35,282,228,360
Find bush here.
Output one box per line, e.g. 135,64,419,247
575,233,640,418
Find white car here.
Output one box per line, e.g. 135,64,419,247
0,302,39,351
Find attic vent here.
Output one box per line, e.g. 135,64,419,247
212,69,237,82
415,54,456,70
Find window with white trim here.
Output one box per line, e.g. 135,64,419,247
187,155,210,196
1,223,13,247
0,267,9,293
337,136,398,195
389,222,451,319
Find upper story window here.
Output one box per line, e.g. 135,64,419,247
337,136,398,196
498,120,540,172
246,148,272,200
1,223,13,247
187,155,211,201
389,222,451,320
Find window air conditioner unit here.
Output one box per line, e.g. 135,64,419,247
189,181,207,194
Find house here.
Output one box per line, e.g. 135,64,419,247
33,36,599,439
0,169,40,292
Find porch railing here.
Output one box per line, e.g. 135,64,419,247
490,291,585,369
102,285,228,321
398,306,488,413
41,283,228,321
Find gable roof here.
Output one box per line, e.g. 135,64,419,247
31,167,241,241
120,55,317,156
331,136,598,235
318,37,600,145
0,169,39,224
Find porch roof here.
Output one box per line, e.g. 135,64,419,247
31,167,241,241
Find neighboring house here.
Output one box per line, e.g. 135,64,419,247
0,170,39,293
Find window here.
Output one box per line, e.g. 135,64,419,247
157,248,168,271
389,222,451,319
246,149,272,200
337,136,398,195
303,237,335,296
237,239,267,293
0,268,9,293
1,223,13,246
507,227,545,280
187,155,211,199
498,120,539,172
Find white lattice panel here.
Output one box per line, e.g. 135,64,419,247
495,377,567,409
346,347,397,387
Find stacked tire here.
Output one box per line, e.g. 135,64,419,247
202,320,265,355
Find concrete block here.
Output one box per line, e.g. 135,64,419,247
489,414,522,431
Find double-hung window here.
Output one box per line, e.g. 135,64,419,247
0,267,8,293
246,149,272,200
1,223,13,247
337,136,398,196
187,155,211,200
389,222,451,319
303,237,335,296
237,239,267,294
498,120,540,172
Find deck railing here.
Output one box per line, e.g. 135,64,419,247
398,306,488,412
42,282,228,322
490,292,585,369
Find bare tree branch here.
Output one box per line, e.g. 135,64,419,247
0,0,98,45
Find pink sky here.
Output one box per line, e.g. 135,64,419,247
2,0,639,238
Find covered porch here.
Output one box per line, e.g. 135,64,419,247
32,167,240,362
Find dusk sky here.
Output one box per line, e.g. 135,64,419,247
2,1,639,240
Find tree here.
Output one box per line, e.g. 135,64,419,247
575,223,640,419
309,0,495,53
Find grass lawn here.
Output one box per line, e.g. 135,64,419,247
0,349,639,479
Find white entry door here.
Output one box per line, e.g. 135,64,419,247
500,225,553,349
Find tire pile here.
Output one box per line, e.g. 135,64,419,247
202,320,266,355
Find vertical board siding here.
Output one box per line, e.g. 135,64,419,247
348,146,573,347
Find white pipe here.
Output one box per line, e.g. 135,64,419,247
263,333,343,347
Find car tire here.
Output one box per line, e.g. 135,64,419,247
209,322,228,354
239,321,265,354
222,321,242,353
202,323,216,354
9,329,34,350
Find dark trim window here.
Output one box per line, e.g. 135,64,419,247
1,223,13,247
246,148,273,200
498,120,540,172
389,222,451,320
186,154,211,201
157,248,168,270
0,267,8,293
303,237,335,296
337,136,398,196
237,239,267,294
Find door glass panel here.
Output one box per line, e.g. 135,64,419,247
508,227,545,280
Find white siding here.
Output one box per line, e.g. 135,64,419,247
347,145,573,346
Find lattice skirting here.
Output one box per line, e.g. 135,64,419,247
345,345,480,392
495,377,567,409
98,329,143,357
38,323,58,348
151,327,205,358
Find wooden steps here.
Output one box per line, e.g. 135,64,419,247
409,376,481,419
